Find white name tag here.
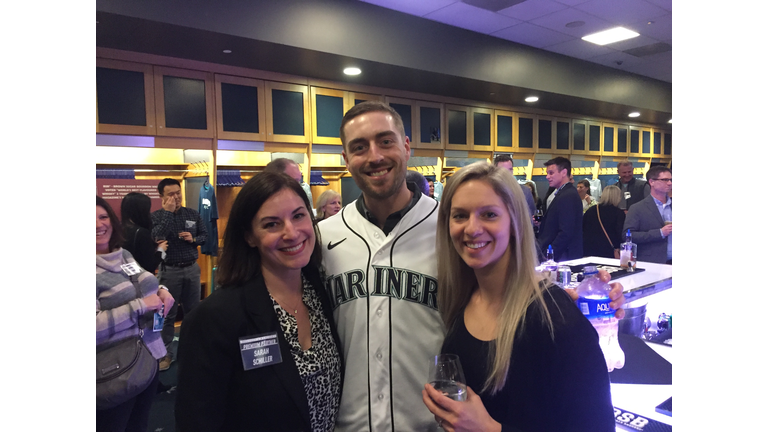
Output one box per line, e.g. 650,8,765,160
120,262,143,276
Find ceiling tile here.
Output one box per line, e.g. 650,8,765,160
492,22,574,48
645,0,672,12
497,0,569,21
606,34,661,52
551,0,592,6
573,0,669,25
544,38,613,59
530,7,613,37
359,0,459,17
424,2,521,34
626,13,672,42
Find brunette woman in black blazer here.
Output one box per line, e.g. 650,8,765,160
582,185,626,259
175,172,343,432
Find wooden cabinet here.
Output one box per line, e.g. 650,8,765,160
415,101,444,150
554,118,571,153
471,107,494,151
601,122,629,157
663,131,672,156
386,97,417,147
445,105,469,150
96,59,156,136
517,113,536,151
215,74,266,142
153,66,215,138
266,82,310,144
572,120,601,156
652,130,663,157
311,87,345,145
494,110,514,152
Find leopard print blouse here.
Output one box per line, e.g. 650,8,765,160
271,275,341,432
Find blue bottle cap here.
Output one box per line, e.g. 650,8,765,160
583,265,598,276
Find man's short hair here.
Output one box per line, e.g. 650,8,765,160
157,178,181,196
339,101,405,151
264,158,298,174
646,166,671,181
493,154,513,166
405,170,430,196
617,160,634,169
544,157,571,177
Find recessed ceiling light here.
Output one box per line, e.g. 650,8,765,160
344,67,361,76
525,96,539,103
582,27,640,46
628,112,641,118
223,49,232,54
668,119,672,123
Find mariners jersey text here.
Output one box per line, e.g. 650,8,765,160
326,265,438,311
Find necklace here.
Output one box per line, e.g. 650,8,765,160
270,290,303,315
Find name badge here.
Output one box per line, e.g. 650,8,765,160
239,332,283,371
120,262,143,276
186,220,196,229
624,191,632,200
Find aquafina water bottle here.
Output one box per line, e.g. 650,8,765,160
576,265,625,372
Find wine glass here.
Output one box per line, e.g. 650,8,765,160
428,354,467,402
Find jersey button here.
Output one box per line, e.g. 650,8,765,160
377,309,382,316
378,394,384,400
376,353,382,360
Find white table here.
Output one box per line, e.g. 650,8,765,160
560,257,673,431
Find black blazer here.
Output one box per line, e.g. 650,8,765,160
537,183,583,261
175,265,344,432
582,204,626,259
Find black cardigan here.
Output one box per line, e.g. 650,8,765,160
174,265,344,432
582,204,626,259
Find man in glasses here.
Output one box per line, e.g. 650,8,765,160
624,165,673,264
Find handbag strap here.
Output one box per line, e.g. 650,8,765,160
126,270,151,334
595,205,616,249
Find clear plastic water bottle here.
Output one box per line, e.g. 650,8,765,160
620,229,637,272
544,245,558,274
576,265,625,372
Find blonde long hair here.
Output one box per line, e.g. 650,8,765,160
436,162,555,394
315,189,341,220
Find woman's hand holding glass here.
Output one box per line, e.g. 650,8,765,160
422,382,501,432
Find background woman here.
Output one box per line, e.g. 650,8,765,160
97,196,174,432
422,162,615,432
523,181,541,211
175,172,343,432
315,189,342,221
121,192,167,273
577,179,596,213
583,185,626,259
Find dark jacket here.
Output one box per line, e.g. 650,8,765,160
582,204,626,259
175,265,344,432
615,177,650,210
538,183,583,261
623,194,669,264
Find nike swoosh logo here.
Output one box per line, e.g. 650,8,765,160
328,239,347,250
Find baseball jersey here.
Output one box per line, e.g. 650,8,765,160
319,196,444,432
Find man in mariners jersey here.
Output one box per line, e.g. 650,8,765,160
319,101,626,432
319,101,443,431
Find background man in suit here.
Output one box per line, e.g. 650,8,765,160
624,166,672,264
536,157,583,261
493,154,536,218
613,160,650,212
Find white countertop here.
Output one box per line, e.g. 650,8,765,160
560,257,673,431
